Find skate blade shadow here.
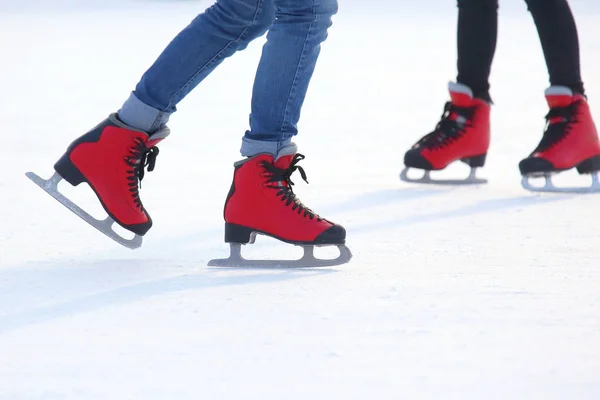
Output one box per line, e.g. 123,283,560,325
0,260,333,335
348,194,568,233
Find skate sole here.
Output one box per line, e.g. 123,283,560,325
401,153,488,185
223,222,346,246
209,226,352,268
25,171,143,249
521,155,600,193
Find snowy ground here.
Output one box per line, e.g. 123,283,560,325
1,1,600,399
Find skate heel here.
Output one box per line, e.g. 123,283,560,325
224,223,255,244
461,153,487,168
576,155,600,174
54,153,86,186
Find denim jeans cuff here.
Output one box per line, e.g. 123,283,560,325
240,136,294,157
118,92,171,133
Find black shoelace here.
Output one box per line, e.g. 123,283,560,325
124,137,159,210
260,154,322,221
533,102,579,153
417,102,475,149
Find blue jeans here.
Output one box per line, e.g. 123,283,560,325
118,0,338,156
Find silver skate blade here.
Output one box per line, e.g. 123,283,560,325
400,167,488,185
208,243,353,268
521,173,600,194
25,171,143,249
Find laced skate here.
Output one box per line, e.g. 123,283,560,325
26,114,169,249
520,86,600,193
401,82,490,185
209,148,352,268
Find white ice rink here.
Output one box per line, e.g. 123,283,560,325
1,0,600,398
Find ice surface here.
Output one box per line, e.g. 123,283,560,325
1,1,600,399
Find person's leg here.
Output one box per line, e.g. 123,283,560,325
525,0,584,94
519,0,600,190
218,0,350,267
400,0,496,184
456,0,498,103
119,0,275,133
239,0,338,157
47,0,276,243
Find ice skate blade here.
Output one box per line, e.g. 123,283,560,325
521,173,600,194
400,167,488,185
25,171,143,249
208,243,353,268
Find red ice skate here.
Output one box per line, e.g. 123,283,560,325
519,86,600,193
209,146,352,267
26,114,169,248
401,82,490,184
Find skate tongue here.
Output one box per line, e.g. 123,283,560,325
545,86,574,109
273,144,302,188
147,126,171,147
273,155,294,188
274,154,294,170
274,143,298,169
545,86,577,124
448,82,474,108
446,83,475,123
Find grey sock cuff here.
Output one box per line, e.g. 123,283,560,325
240,137,294,157
118,92,171,133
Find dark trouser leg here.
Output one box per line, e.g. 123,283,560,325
456,0,498,102
526,0,584,95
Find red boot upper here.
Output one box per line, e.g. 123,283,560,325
405,83,490,170
224,153,338,244
526,89,600,169
64,117,166,234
